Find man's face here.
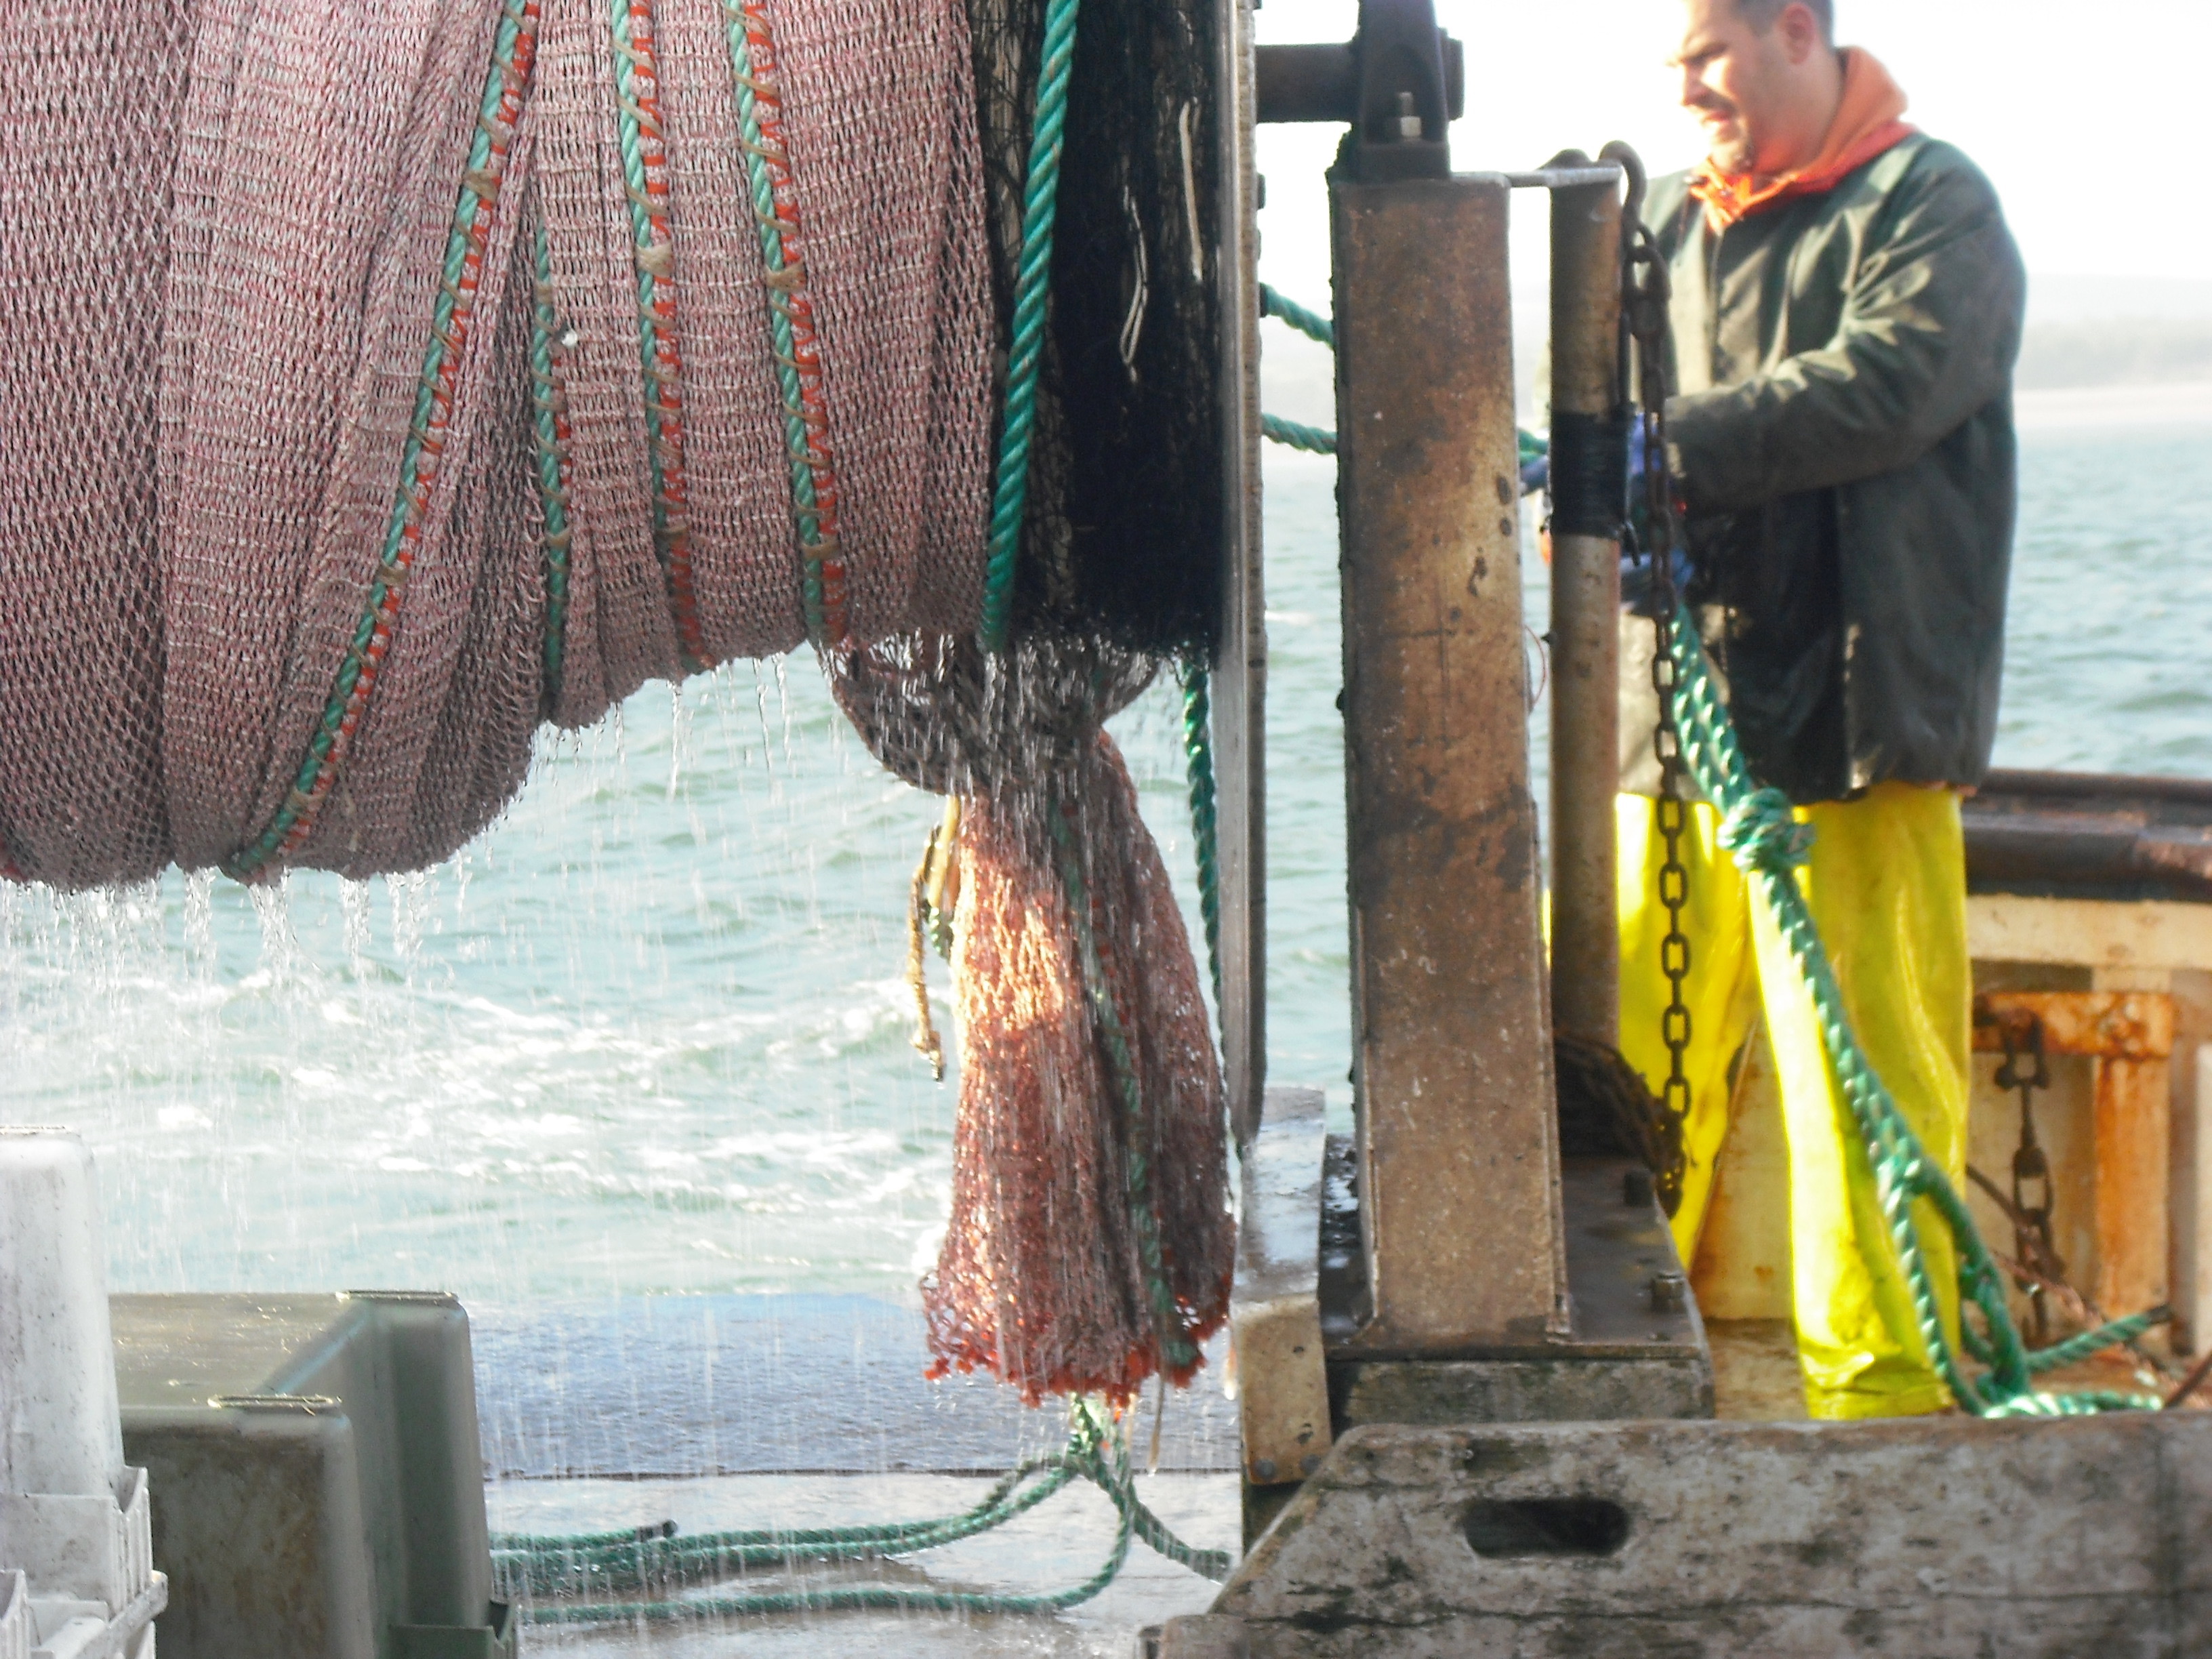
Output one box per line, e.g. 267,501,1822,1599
1672,0,1797,174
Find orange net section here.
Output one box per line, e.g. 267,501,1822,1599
832,637,1231,1405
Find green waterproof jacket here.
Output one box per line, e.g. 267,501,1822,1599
1618,134,2026,804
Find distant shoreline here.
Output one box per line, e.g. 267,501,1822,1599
1261,352,2212,438
2015,380,2212,432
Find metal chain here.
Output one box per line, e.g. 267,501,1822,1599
1608,144,1694,1134
1967,1004,2180,1379
1993,1011,2060,1342
1612,138,2170,1413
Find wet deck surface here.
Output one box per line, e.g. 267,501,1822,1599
488,1313,2196,1652
491,1471,1234,1656
472,1297,1237,1477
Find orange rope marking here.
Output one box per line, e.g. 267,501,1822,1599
252,0,539,872
739,0,848,643
623,0,710,669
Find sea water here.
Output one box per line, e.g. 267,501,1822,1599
1,422,2207,1346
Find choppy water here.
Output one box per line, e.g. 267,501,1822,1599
2,424,2207,1323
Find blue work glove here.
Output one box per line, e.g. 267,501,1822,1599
1625,419,1650,510
1518,429,1549,496
1619,422,1696,612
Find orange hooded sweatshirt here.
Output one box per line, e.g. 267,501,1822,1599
1688,48,1915,231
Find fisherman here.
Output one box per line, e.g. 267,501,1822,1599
1615,0,2025,1418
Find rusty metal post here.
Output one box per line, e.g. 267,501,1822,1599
2095,1052,2173,1319
1332,171,1567,1350
1545,169,1623,1048
1975,988,2177,1326
2083,977,2175,1325
1214,0,1266,1148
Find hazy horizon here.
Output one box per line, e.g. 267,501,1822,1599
1254,1,2212,326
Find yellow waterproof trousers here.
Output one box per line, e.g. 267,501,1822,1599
1616,783,1971,1418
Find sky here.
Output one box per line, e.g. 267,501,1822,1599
1252,0,2212,321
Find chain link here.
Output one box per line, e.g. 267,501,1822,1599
1610,144,1696,1133
1992,1011,2060,1343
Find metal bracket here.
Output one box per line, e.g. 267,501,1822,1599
1254,0,1460,180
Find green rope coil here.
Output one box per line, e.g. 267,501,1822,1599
1715,786,1814,875
977,0,1086,651
495,1521,674,1554
495,1456,1081,1597
495,1401,1229,1624
1177,657,1223,1006
1660,600,2165,1416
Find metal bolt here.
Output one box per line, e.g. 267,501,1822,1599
1252,1458,1277,1482
1623,1166,1656,1209
1394,91,1422,140
1300,1454,1323,1477
1649,1270,1687,1315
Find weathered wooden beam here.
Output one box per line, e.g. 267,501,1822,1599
1155,1614,1252,1658
1210,1415,2212,1655
1331,171,1565,1351
1967,894,2212,974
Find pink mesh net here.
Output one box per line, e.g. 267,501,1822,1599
3,0,991,884
5,0,1227,1408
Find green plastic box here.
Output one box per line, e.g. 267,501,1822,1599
110,1292,515,1659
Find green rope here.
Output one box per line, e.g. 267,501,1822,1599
225,4,531,879
527,222,573,703
720,0,833,643
1258,282,1333,347
1177,658,1223,1006
2021,1308,2169,1376
1256,287,1546,468
498,1401,1228,1624
977,0,1085,651
495,1521,674,1554
1263,413,1549,467
1261,413,1335,455
495,1456,1081,1597
1660,600,2165,1416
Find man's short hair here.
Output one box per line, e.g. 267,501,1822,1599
1735,0,1835,45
